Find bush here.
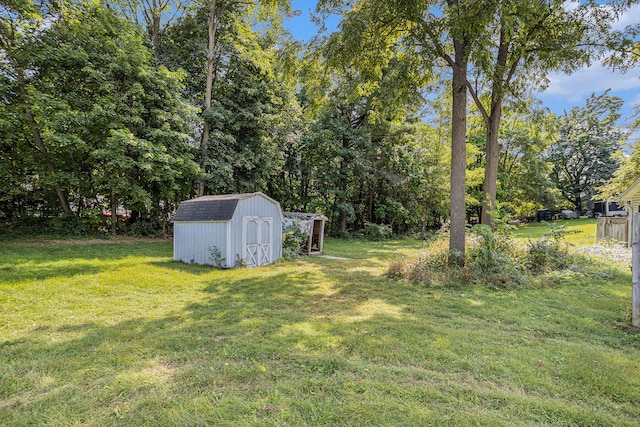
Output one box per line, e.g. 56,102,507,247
128,220,161,237
282,222,307,260
466,225,526,288
388,223,584,289
359,222,393,241
208,245,226,268
386,237,462,286
523,224,576,273
48,212,104,236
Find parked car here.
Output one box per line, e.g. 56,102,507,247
561,209,578,219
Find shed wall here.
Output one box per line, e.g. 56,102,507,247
627,197,640,247
231,196,283,263
173,222,231,267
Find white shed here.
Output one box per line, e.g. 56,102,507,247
172,192,283,267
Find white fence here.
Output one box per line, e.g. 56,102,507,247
596,217,628,243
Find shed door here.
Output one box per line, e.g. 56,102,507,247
242,216,272,267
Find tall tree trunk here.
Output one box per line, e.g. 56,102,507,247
161,199,169,238
151,9,162,66
477,28,512,228
448,38,469,261
198,0,220,197
481,105,502,226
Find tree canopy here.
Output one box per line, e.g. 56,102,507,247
549,91,627,213
0,0,634,245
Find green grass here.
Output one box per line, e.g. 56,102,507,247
512,218,598,247
1,233,639,426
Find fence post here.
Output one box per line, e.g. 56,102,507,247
633,213,640,327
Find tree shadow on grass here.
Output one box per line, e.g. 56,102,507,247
0,263,105,283
321,239,429,264
149,259,220,275
0,241,172,282
0,264,434,425
3,242,638,426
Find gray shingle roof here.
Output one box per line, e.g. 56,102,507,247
172,193,259,222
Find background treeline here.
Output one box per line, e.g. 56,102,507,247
0,0,636,237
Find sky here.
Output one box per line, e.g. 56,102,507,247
539,3,640,125
285,1,640,133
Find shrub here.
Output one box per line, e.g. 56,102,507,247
282,222,307,260
387,259,407,279
523,224,576,273
48,212,105,236
466,225,526,288
208,246,226,268
389,223,586,289
386,237,462,286
359,222,393,241
128,220,161,237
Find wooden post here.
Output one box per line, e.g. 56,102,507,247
632,213,640,327
319,219,325,255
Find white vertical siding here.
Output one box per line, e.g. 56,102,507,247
173,222,231,267
173,193,283,267
629,198,640,247
233,195,283,265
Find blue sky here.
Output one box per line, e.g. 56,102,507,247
285,1,640,133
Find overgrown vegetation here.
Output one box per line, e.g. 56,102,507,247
281,222,307,260
389,223,589,289
207,245,226,268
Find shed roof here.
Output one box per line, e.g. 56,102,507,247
172,192,282,222
620,177,640,201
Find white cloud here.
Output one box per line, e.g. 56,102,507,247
542,65,640,103
562,1,580,12
612,4,640,31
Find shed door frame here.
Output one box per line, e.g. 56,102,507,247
242,216,273,267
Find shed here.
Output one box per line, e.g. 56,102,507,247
536,209,551,222
284,212,327,255
620,177,640,247
172,192,283,267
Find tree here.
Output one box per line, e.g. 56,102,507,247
603,0,640,71
0,0,73,214
198,0,290,196
0,1,200,233
467,102,557,219
318,0,496,259
549,91,627,213
161,0,300,197
107,0,193,64
466,0,591,226
599,105,640,201
495,108,557,217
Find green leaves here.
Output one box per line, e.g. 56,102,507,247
1,1,200,225
550,91,628,212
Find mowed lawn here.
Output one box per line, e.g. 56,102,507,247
512,218,598,247
1,229,639,425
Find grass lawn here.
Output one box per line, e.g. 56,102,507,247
1,230,639,426
512,218,598,247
